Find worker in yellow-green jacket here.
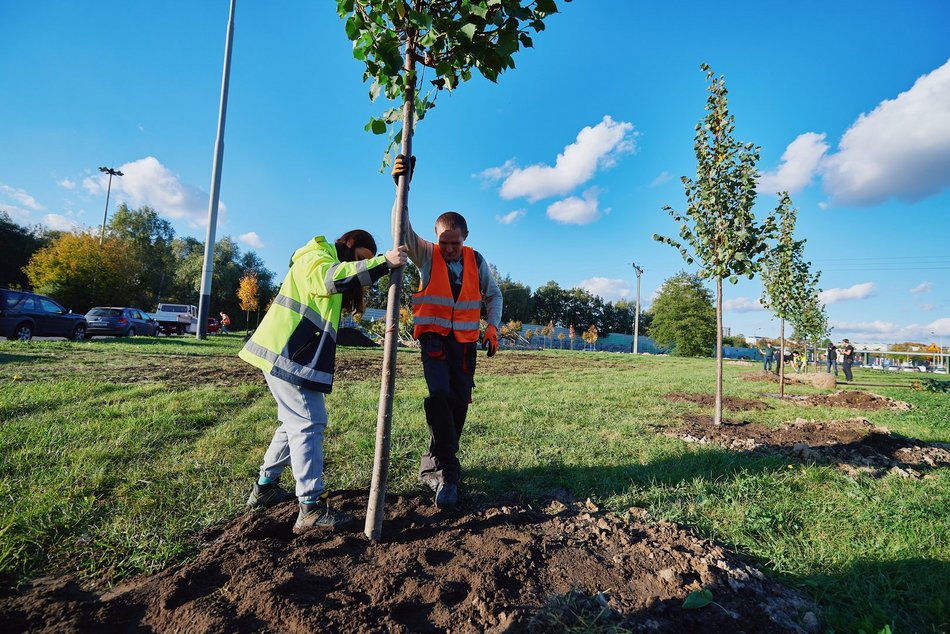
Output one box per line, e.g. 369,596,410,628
240,229,407,534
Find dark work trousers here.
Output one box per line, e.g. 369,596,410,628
843,360,853,381
418,332,477,486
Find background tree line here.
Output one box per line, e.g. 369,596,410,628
1,205,276,329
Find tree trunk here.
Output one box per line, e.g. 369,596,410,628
714,278,723,425
779,317,786,398
365,46,415,542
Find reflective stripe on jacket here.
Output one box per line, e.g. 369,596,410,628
239,236,387,392
412,245,481,343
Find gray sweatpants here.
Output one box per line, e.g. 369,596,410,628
258,373,328,500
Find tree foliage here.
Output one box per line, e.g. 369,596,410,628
760,194,816,321
649,272,716,357
0,211,51,289
338,0,567,164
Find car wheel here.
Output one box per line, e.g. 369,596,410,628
71,324,86,342
11,322,33,341
126,327,136,337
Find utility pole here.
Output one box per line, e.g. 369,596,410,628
97,167,123,249
631,262,643,354
196,0,236,340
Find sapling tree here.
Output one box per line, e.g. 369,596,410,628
653,65,777,425
760,194,817,397
790,283,827,373
337,0,566,539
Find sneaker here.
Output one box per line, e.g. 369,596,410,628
293,497,354,534
435,481,458,509
246,481,295,509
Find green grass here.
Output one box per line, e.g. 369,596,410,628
0,337,947,631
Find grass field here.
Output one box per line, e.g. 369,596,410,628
1,335,947,632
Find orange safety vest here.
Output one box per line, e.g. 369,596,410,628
412,246,482,343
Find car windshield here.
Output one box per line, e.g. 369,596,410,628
88,308,123,317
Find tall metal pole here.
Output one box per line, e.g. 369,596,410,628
196,0,236,340
98,167,123,249
631,262,643,354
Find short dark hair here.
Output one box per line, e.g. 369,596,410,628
435,211,468,238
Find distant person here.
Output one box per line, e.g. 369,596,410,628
241,229,407,533
392,154,503,510
219,312,231,334
792,350,805,374
826,342,838,375
841,338,855,381
762,342,775,372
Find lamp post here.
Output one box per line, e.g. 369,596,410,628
98,166,123,249
630,262,643,354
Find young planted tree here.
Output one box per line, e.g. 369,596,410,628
237,271,260,331
582,324,598,350
760,194,817,397
338,0,566,539
541,320,554,349
654,65,776,424
790,284,827,373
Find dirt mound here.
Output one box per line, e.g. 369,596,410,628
740,371,793,385
663,392,770,412
0,493,818,633
798,390,911,411
665,417,949,479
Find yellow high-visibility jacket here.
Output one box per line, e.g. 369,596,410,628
239,236,388,392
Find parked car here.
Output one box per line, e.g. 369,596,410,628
207,318,221,334
85,307,159,337
0,288,87,341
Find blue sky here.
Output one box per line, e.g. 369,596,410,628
2,1,949,345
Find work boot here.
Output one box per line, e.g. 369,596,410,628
435,481,459,510
246,481,295,510
293,497,354,534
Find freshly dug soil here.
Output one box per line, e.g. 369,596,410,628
0,493,818,633
797,390,911,411
663,392,771,412
664,416,950,479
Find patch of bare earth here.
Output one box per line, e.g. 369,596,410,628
663,392,771,412
794,390,911,411
0,493,818,633
665,417,949,479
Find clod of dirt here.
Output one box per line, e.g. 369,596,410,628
740,371,794,385
663,392,771,412
0,493,819,633
665,416,949,479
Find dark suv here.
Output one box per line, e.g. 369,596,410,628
0,289,88,341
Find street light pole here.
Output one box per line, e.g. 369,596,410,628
196,0,236,340
631,262,643,354
98,167,123,249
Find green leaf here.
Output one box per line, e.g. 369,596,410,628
418,29,438,47
344,14,361,40
370,118,387,135
460,23,477,40
535,0,558,13
469,4,488,19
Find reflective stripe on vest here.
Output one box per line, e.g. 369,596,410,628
412,246,481,343
243,339,334,385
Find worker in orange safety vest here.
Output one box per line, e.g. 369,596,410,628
393,155,503,510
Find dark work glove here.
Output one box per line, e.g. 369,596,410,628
392,154,416,185
481,325,498,357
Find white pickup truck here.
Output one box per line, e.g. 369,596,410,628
149,303,199,335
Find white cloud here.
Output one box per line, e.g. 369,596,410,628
493,116,636,202
920,303,936,311
238,231,264,248
910,281,933,295
723,296,764,312
821,58,950,206
650,171,673,187
58,178,76,190
757,132,829,194
546,188,603,225
830,316,950,341
476,159,517,184
819,282,875,304
496,209,526,225
83,156,222,228
577,277,630,302
1,206,32,223
42,213,79,231
0,184,44,210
